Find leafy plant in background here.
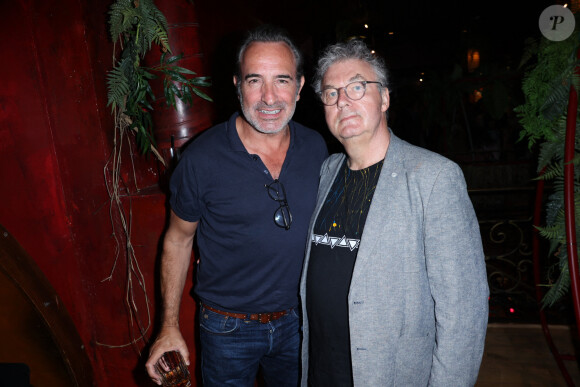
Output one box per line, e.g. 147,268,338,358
107,0,212,158
515,30,580,307
100,0,211,351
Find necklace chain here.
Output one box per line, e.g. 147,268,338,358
338,159,384,235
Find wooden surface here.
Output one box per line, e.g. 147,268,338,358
477,324,580,386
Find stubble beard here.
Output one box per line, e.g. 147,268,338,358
240,94,297,135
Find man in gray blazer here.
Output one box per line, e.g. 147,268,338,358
300,39,489,386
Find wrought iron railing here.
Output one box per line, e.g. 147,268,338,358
479,216,537,322
469,186,572,323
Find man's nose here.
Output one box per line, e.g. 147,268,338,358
261,82,277,105
336,87,350,108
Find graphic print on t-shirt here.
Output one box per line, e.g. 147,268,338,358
311,233,360,251
313,158,384,247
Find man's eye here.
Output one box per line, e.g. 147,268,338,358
247,79,261,85
327,90,337,98
352,84,364,92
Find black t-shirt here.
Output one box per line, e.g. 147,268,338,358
306,158,384,386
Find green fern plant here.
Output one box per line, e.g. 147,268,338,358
516,28,580,307
107,0,212,156
101,0,211,352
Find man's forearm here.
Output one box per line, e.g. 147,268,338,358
160,238,193,327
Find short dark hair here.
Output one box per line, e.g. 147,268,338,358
312,39,389,94
234,25,304,86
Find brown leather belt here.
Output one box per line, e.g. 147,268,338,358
201,303,290,324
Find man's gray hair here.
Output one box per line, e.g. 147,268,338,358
235,25,303,85
312,39,389,94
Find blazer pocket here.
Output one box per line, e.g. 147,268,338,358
402,253,423,273
394,333,434,385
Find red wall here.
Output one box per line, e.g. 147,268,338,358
0,0,212,385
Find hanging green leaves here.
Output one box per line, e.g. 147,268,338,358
516,27,580,308
107,0,212,155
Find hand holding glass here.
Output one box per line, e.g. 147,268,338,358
154,350,191,387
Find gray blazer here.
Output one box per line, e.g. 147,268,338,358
300,132,489,386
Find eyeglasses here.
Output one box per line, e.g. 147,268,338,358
319,80,383,106
265,179,292,230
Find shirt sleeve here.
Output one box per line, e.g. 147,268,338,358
169,152,202,222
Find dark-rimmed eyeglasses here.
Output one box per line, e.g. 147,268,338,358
319,80,383,106
265,179,292,230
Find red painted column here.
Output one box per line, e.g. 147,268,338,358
564,83,580,340
534,172,575,385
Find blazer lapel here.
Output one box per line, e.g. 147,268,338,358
351,132,405,281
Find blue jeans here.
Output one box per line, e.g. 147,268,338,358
199,305,301,387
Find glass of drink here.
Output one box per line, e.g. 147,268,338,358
154,350,191,387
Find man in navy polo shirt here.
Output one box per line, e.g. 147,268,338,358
145,25,328,386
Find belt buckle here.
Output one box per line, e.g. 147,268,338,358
258,313,271,324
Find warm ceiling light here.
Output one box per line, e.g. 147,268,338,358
469,89,483,103
467,49,480,72
364,24,369,29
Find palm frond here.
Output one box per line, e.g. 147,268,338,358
537,141,564,171
537,223,566,242
517,28,580,307
108,0,134,42
542,262,571,308
107,56,133,110
536,163,563,180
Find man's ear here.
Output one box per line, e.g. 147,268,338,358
233,76,241,99
381,88,390,112
296,75,305,101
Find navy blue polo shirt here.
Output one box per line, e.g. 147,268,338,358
170,112,328,313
